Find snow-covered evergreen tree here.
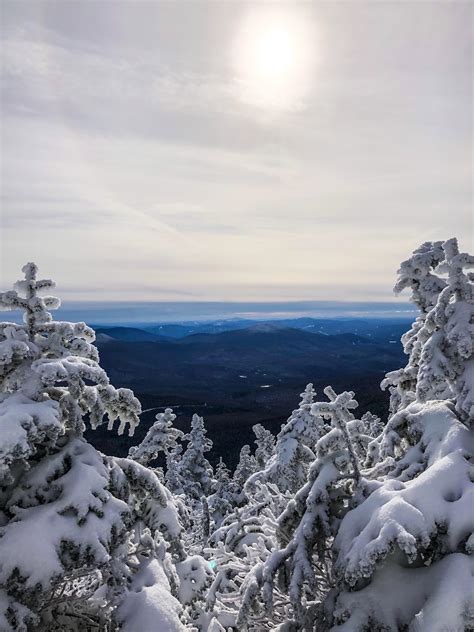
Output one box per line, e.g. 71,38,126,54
116,529,184,632
209,481,291,629
353,411,385,468
232,444,256,504
252,423,276,470
178,416,216,557
0,263,140,441
359,411,383,438
382,238,473,420
329,238,474,631
110,459,186,632
0,264,185,631
381,241,447,414
166,442,185,495
179,413,214,501
208,458,234,529
248,383,325,493
416,238,473,420
239,387,368,629
331,399,474,630
205,536,280,631
128,407,184,466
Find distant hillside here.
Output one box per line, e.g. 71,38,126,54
95,326,168,342
142,317,410,343
95,325,402,392
173,325,371,354
87,323,407,466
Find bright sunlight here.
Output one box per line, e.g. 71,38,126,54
232,7,316,111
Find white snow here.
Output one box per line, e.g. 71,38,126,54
117,558,185,632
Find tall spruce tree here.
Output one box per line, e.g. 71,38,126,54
179,414,214,500
0,264,185,631
247,384,326,493
252,424,276,470
330,238,474,630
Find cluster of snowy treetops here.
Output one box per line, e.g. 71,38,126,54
0,237,472,631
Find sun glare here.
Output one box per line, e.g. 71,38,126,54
255,27,293,77
232,8,316,112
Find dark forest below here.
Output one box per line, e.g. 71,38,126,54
86,318,408,467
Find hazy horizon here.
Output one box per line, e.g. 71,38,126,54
1,1,472,302
3,298,416,325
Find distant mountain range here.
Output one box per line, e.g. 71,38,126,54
25,300,416,326
87,318,409,466
94,322,406,395
95,316,410,343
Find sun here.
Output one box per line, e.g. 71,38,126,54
232,7,316,112
254,25,294,77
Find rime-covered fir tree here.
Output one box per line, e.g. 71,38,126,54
239,387,369,629
208,458,234,529
209,480,291,630
329,238,474,631
252,423,276,470
128,407,184,466
248,383,325,493
179,413,214,501
381,240,448,413
415,238,474,420
380,242,474,424
0,264,185,631
166,443,185,494
232,445,256,504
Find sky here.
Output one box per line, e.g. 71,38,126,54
1,1,472,305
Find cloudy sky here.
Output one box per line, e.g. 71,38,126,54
1,1,472,303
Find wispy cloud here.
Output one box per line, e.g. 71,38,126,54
1,2,471,301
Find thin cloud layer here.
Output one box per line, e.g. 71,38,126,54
1,1,472,301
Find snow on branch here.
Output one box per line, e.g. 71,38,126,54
0,263,141,437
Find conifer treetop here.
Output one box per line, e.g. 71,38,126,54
0,262,60,338
129,407,184,465
0,263,141,437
